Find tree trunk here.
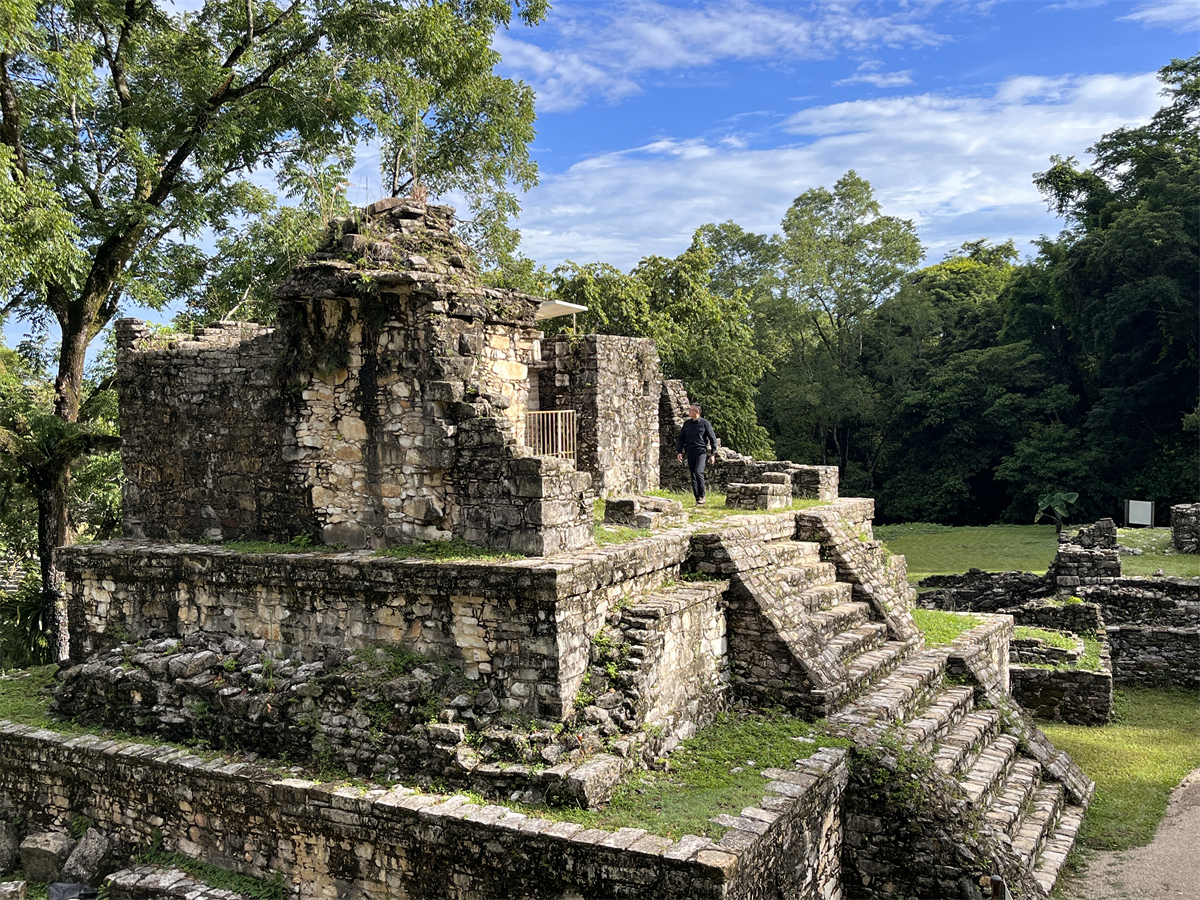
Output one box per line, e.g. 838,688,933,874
35,479,68,662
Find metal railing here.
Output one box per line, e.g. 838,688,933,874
525,409,577,463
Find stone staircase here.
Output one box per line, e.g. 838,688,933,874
688,498,1092,899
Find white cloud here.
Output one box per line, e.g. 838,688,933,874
499,0,945,112
835,60,915,88
512,71,1164,270
1118,1,1200,31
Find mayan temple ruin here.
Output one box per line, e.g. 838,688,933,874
0,200,1099,899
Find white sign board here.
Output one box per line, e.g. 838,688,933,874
1125,500,1155,527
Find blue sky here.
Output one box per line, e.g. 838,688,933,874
382,0,1197,272
4,0,1197,351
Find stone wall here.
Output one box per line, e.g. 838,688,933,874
1047,546,1121,589
0,723,849,900
1171,503,1200,554
1106,625,1200,689
945,616,1012,701
1009,666,1113,725
1061,518,1117,550
62,534,695,721
539,335,661,497
118,199,594,556
115,320,313,544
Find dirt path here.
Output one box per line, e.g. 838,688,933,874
1072,768,1200,900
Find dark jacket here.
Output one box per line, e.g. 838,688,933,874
677,417,718,456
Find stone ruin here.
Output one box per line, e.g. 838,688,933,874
0,200,1096,899
921,518,1200,723
1172,503,1200,554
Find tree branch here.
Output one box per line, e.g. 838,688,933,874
0,51,29,177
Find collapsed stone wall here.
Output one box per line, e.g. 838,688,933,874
657,381,839,501
1060,518,1117,550
119,199,594,555
0,722,850,900
1171,503,1200,554
538,335,661,497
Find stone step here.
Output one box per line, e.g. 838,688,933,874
760,538,822,565
828,648,943,727
1034,802,1086,895
770,563,840,598
960,733,1020,807
1011,782,1065,866
808,601,872,639
902,685,976,754
827,622,890,663
932,709,1001,777
984,759,1043,835
796,580,855,614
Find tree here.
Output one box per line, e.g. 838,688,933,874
762,171,922,477
0,339,117,659
0,0,546,653
552,240,771,456
1029,55,1199,517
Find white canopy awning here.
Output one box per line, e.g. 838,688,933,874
535,300,589,320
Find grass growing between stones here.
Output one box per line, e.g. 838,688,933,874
1042,687,1200,853
134,852,286,899
911,608,982,646
525,710,849,839
375,537,523,562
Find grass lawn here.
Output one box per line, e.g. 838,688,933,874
1044,687,1200,898
874,524,1199,582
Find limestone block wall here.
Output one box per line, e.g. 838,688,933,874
0,723,850,900
1106,625,1200,689
1171,503,1200,553
61,534,695,721
1048,546,1121,589
538,335,661,497
945,616,1012,701
1010,666,1113,725
115,320,313,543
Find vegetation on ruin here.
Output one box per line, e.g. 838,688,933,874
1013,625,1077,650
910,608,982,647
876,524,1199,582
521,709,849,839
1042,686,1200,897
374,537,524,562
132,851,286,899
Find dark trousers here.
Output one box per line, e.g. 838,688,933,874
686,450,708,501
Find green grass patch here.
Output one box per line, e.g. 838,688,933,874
911,608,982,646
135,850,285,899
594,524,654,545
876,523,1199,583
525,710,849,839
1118,528,1200,578
0,664,58,726
875,524,1059,582
1013,625,1077,650
1041,687,1200,852
374,537,523,562
218,534,323,554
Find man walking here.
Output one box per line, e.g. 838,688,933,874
676,403,718,505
